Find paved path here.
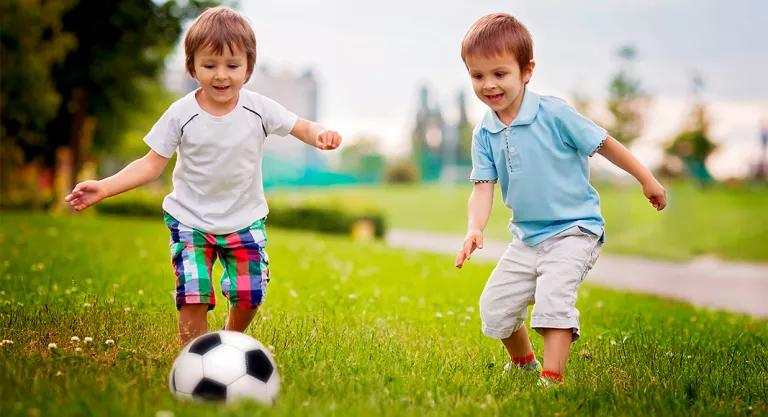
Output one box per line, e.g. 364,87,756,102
385,229,768,318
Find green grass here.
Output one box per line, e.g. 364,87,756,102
278,181,768,262
0,212,766,416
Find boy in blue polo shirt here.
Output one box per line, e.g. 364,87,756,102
454,13,667,385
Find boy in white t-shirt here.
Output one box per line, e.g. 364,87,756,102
65,6,342,346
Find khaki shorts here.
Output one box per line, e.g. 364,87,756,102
479,226,602,342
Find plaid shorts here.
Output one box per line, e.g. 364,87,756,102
164,212,270,311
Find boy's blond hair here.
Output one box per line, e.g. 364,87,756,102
461,13,533,72
184,6,257,81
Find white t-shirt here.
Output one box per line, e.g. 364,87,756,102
143,88,298,234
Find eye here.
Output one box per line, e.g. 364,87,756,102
203,65,214,69
228,64,239,69
472,74,483,80
495,72,506,78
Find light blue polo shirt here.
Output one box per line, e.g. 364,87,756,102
470,87,607,246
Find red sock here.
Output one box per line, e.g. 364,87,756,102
540,370,564,383
511,352,536,365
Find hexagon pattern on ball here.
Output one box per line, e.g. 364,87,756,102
202,344,247,385
171,353,204,395
219,329,263,352
169,331,280,405
192,378,228,401
188,332,222,355
245,349,274,383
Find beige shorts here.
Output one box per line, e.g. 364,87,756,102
479,226,602,342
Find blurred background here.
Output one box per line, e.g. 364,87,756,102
1,0,767,264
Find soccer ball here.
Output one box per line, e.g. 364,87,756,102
169,331,279,405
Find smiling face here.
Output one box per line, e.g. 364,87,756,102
465,52,534,124
191,45,249,114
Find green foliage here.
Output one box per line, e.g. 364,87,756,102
384,159,419,184
339,137,385,180
3,0,216,171
93,188,388,238
0,0,77,156
606,45,649,146
666,74,717,165
266,194,387,238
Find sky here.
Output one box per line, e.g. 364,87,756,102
168,0,768,177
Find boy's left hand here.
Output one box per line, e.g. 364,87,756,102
642,179,667,211
317,130,342,150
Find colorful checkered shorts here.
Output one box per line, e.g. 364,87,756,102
164,212,270,311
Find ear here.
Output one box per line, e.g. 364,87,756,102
522,59,536,83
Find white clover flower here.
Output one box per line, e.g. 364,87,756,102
138,289,144,295
464,316,471,321
2,340,12,344
105,339,115,345
83,303,91,308
56,371,63,376
289,289,298,298
48,343,57,349
435,312,443,318
446,311,454,316
267,345,275,352
124,307,131,312
71,336,80,342
84,337,93,344
75,347,82,353
466,307,475,313
348,294,357,299
610,340,617,345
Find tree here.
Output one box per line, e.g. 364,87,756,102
0,0,77,163
339,136,385,180
606,45,649,146
665,73,717,185
41,0,217,191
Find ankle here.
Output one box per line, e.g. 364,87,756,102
540,370,564,383
511,352,536,366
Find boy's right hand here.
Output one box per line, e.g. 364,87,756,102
64,180,108,211
455,229,484,269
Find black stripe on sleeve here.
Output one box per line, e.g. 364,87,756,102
180,114,199,136
242,106,268,136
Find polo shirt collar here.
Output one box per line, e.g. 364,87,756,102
480,87,540,133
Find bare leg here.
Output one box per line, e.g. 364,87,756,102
178,304,209,346
542,328,572,376
501,326,534,358
225,306,258,332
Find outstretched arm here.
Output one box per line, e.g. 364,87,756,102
290,118,342,150
597,135,667,211
65,150,169,211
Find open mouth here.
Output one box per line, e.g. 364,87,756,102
486,93,504,103
213,86,230,92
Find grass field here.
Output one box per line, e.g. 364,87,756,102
283,181,768,262
1,212,766,416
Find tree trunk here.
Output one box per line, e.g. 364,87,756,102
68,88,87,192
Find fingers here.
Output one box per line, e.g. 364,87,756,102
476,235,484,250
455,250,466,268
318,131,342,150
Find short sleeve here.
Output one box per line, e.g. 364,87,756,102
469,127,498,181
556,103,608,157
143,105,181,158
261,96,299,137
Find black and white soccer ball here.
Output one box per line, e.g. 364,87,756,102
169,331,279,405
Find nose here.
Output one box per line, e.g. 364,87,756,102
215,68,227,80
482,80,496,91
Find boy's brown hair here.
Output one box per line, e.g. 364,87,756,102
461,13,533,72
184,6,257,81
